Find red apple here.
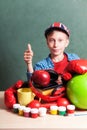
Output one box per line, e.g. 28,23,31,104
32,70,50,87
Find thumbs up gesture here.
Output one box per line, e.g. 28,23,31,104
28,44,32,53
24,43,33,64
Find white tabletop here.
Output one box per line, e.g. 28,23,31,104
0,91,87,130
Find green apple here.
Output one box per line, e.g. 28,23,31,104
66,73,87,109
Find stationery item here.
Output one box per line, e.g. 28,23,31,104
31,108,39,118
50,105,58,115
58,106,66,116
67,104,75,116
39,107,47,117
18,105,25,116
13,103,20,113
23,107,31,117
75,111,87,116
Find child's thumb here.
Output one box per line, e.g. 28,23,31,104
28,43,32,52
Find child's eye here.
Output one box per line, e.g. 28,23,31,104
58,39,63,42
49,39,55,43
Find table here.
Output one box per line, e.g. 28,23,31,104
0,91,87,130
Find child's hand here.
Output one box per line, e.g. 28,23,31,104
24,43,33,64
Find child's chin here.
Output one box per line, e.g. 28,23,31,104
53,52,61,56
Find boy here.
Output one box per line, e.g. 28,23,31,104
24,22,80,81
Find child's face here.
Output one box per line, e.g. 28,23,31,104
46,30,69,57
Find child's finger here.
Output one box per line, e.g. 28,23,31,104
28,43,32,52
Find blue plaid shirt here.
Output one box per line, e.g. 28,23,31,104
27,52,80,80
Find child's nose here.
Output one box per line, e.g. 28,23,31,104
54,41,59,47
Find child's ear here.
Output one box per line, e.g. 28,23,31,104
65,39,69,47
